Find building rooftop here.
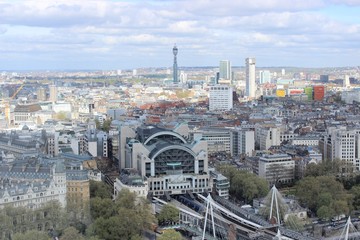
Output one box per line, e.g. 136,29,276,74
14,103,42,113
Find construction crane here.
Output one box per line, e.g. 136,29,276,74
10,83,24,99
0,82,25,125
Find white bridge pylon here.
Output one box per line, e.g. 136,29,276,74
338,216,360,240
269,185,281,226
198,194,263,240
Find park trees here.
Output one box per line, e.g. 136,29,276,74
89,180,113,199
351,185,360,210
218,164,268,203
157,204,179,225
95,119,112,132
89,189,156,240
295,176,352,219
158,229,182,240
0,200,66,238
12,230,51,240
60,227,85,240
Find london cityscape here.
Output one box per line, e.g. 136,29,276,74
1,1,360,240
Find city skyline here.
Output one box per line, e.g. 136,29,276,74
0,0,360,70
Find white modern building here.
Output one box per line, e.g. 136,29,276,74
291,136,320,146
52,102,72,113
246,57,256,98
193,128,233,156
343,75,350,88
320,126,360,170
49,85,58,103
209,85,233,111
209,170,229,199
235,129,255,157
333,129,359,170
256,126,281,151
192,127,255,157
341,89,360,104
258,154,295,185
280,132,299,143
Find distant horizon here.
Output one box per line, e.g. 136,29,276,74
1,65,359,73
0,1,360,70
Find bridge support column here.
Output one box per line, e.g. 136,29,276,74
228,223,236,240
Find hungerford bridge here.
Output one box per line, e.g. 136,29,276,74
154,186,360,240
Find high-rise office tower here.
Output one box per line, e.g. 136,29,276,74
49,85,58,102
173,44,179,83
209,85,233,111
37,87,46,101
344,75,350,88
132,69,137,76
245,58,256,98
320,75,329,82
259,70,271,84
179,71,188,84
219,60,231,80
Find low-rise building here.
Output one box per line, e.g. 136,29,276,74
210,170,229,199
0,162,67,209
258,154,295,185
291,136,320,146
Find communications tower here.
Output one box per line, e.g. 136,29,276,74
173,44,179,83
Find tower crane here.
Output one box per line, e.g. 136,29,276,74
1,82,25,125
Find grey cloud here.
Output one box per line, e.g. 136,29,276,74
329,0,360,6
0,26,7,34
0,0,359,69
0,2,124,27
174,0,326,17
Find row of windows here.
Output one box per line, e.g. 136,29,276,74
68,187,84,192
2,191,55,203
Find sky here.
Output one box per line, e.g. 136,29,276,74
0,0,360,70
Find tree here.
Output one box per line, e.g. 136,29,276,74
317,206,335,220
295,176,352,218
60,227,85,240
55,111,68,120
13,230,51,240
157,204,179,225
158,229,182,240
95,119,112,132
95,119,101,129
218,165,268,203
0,200,67,237
305,159,351,178
102,119,112,132
175,90,192,99
89,180,112,199
350,185,360,210
91,189,156,240
90,197,115,220
65,200,91,233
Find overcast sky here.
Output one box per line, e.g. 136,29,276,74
0,0,360,70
